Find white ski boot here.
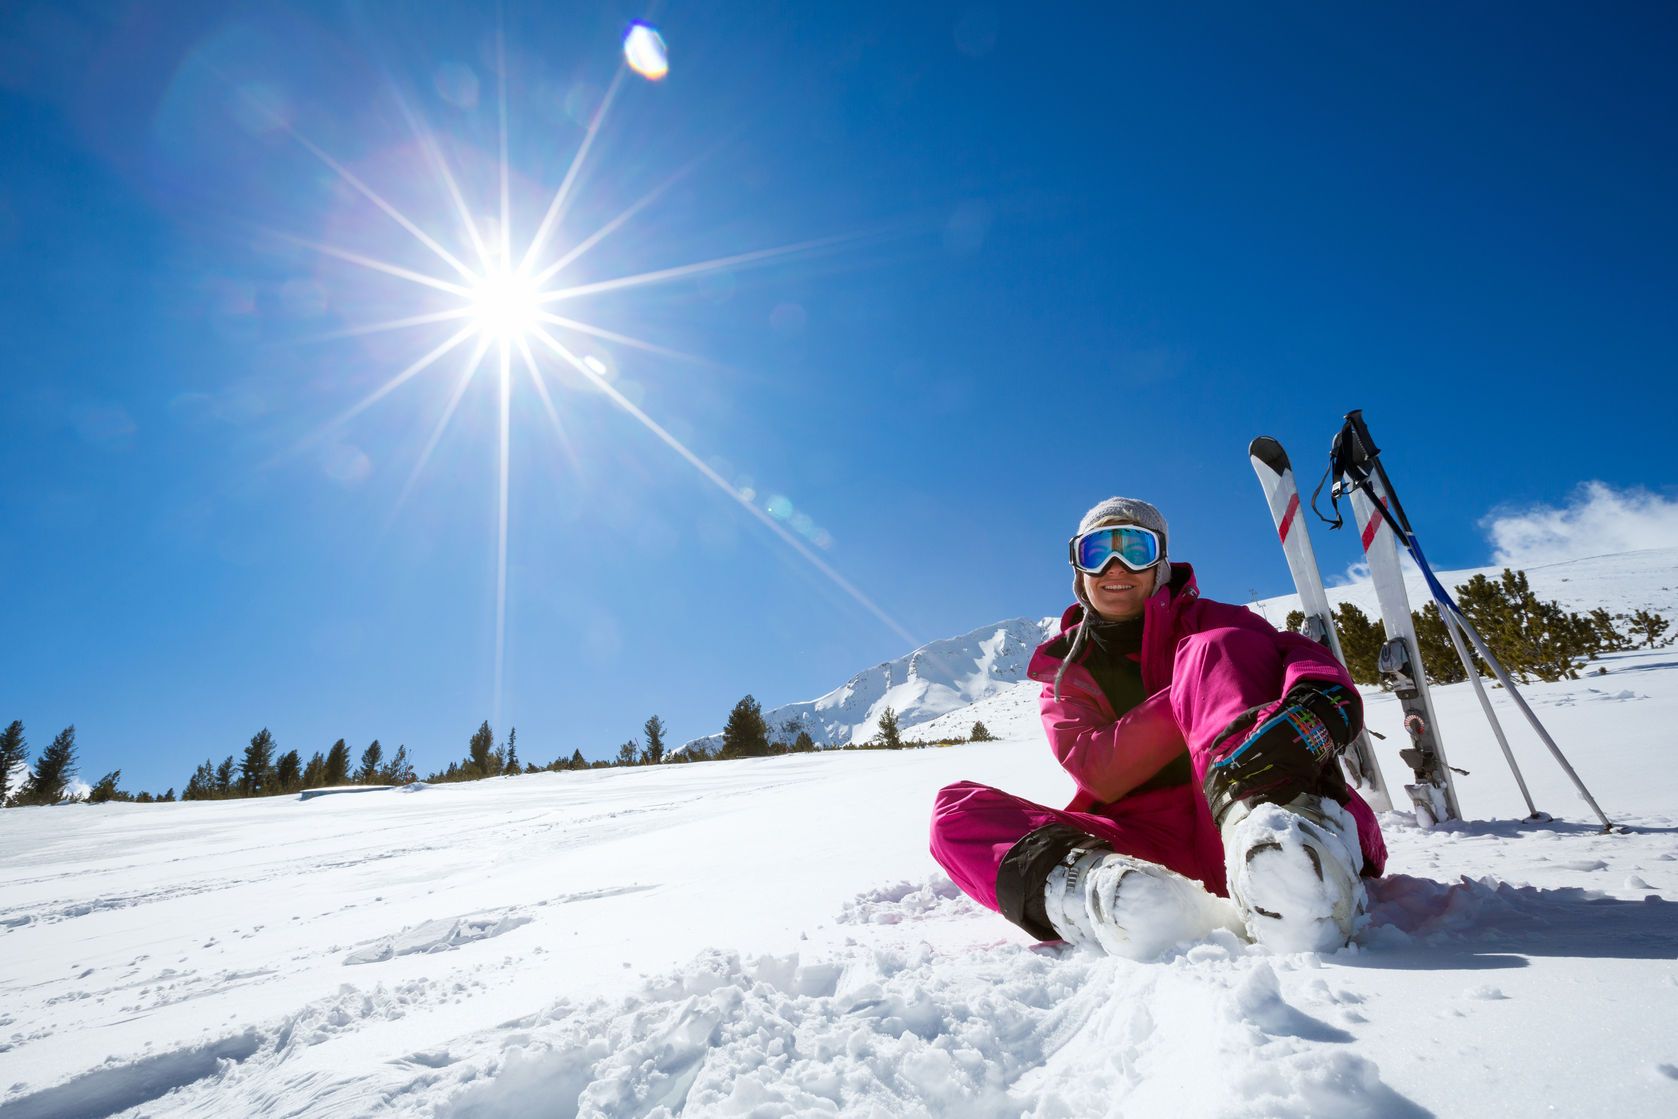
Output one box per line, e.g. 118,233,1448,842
1221,794,1366,953
1043,847,1243,959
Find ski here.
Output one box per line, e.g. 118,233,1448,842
1248,436,1394,813
1314,416,1462,826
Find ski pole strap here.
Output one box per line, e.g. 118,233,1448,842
1310,462,1343,529
1312,416,1369,530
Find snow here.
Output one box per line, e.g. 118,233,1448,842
4,553,1678,1116
1222,799,1365,955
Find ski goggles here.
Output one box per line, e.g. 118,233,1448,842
1068,525,1162,574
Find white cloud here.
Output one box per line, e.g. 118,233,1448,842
1481,481,1678,568
1325,560,1371,589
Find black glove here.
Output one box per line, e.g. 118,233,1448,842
1203,682,1362,826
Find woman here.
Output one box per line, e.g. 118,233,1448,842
930,497,1387,956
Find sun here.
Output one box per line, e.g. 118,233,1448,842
277,29,916,725
467,265,543,343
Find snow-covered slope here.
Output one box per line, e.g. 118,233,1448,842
680,616,1056,753
3,639,1676,1117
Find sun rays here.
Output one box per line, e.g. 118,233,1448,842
268,27,913,720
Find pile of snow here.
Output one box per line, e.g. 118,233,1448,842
680,616,1056,753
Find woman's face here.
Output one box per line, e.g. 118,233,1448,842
1081,562,1156,621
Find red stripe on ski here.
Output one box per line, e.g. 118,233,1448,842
1360,504,1384,552
1278,493,1300,542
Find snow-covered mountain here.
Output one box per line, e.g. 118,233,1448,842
680,615,1058,754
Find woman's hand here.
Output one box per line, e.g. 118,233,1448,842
1201,682,1361,826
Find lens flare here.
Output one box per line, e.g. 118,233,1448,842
623,21,668,80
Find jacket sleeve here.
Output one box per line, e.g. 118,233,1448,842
1198,601,1356,696
1037,686,1187,805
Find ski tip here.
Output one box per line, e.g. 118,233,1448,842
1248,436,1290,472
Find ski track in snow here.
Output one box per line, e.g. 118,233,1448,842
4,558,1678,1117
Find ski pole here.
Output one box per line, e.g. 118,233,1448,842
1436,602,1544,820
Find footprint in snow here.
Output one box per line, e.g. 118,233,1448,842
1464,985,1509,1000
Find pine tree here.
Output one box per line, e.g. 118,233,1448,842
88,770,123,804
381,745,415,785
215,755,236,796
1629,609,1671,648
720,695,770,758
240,728,276,796
503,728,519,775
21,726,80,805
0,720,26,807
1584,614,1624,657
323,739,351,786
616,740,639,766
301,751,326,788
183,759,215,800
793,730,816,753
569,748,586,769
1284,610,1307,635
357,740,384,784
642,715,666,766
467,721,495,778
877,706,903,749
1332,603,1384,686
274,750,302,792
969,720,995,742
161,788,176,802
1411,604,1469,685
1455,570,1595,682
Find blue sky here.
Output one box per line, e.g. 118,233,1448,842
4,2,1677,793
